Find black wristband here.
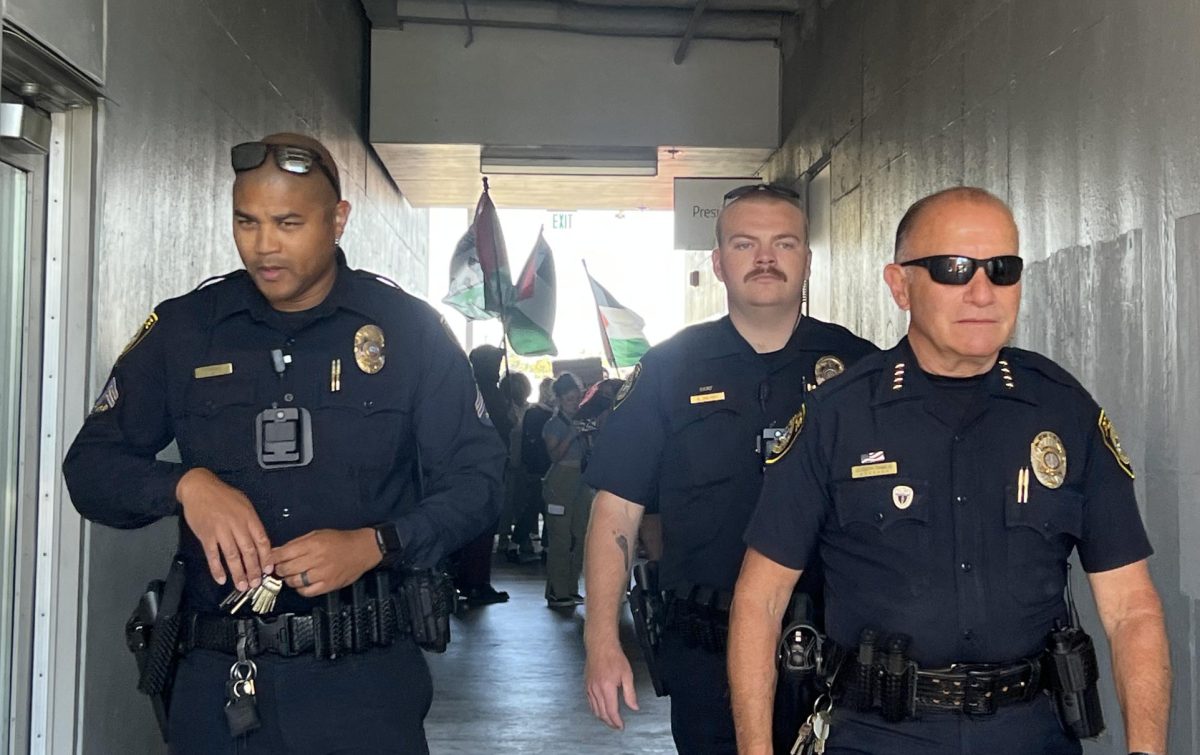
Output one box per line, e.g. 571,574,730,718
373,522,404,569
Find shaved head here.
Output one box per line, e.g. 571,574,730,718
234,132,342,204
894,187,1015,262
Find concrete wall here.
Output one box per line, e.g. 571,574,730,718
9,1,430,751
371,24,780,148
766,1,1200,751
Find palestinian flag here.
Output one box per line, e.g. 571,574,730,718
584,264,651,368
506,229,557,356
443,182,512,320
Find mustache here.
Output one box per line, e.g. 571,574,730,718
744,267,787,283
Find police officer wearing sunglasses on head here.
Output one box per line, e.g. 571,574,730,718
729,186,1170,755
63,132,505,753
582,183,877,753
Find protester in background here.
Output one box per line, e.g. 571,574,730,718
515,378,556,559
542,373,589,607
452,345,512,606
497,372,535,562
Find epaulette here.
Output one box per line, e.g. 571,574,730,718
812,348,891,402
1003,347,1089,395
355,269,402,289
191,270,245,292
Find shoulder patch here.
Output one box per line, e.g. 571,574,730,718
475,388,493,427
765,404,805,465
1098,409,1135,479
613,362,641,410
90,376,119,415
119,311,158,359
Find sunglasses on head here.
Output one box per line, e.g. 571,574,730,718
899,254,1024,286
722,183,801,206
231,142,341,198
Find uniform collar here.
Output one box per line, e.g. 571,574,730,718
872,337,1038,408
709,313,849,368
213,248,376,325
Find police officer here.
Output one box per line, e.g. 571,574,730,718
730,187,1170,755
63,133,505,754
582,184,877,753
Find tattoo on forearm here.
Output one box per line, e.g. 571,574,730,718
616,533,631,574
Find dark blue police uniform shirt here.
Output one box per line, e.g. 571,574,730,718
584,315,877,593
747,338,1152,667
63,251,506,614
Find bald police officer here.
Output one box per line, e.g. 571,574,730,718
583,184,877,753
64,133,504,753
730,187,1170,755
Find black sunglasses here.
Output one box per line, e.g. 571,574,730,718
722,183,801,206
899,254,1024,286
231,142,341,198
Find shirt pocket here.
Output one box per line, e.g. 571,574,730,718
668,401,748,489
832,476,933,568
316,389,412,472
177,376,259,472
1003,485,1083,606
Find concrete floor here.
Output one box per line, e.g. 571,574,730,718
425,556,675,754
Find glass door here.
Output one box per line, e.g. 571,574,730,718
0,151,31,753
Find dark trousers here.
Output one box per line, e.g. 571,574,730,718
167,640,432,754
660,632,737,755
453,524,497,591
510,468,543,548
660,631,812,755
823,694,1080,755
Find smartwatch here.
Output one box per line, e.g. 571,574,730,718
372,522,404,569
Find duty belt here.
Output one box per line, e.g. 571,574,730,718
182,594,408,660
830,639,1045,718
666,585,733,654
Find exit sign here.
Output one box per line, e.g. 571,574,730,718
552,213,574,230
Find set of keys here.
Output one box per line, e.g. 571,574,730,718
790,697,833,755
225,659,261,737
219,574,284,615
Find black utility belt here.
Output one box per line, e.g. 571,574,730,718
182,594,408,660
664,585,734,654
832,645,1045,718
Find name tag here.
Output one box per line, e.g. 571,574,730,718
850,461,898,479
193,363,234,379
690,391,725,404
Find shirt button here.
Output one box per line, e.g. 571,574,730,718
960,561,973,572
281,507,290,518
962,629,975,641
363,400,374,409
955,495,967,504
286,338,295,346
874,512,885,523
283,393,294,402
953,435,963,443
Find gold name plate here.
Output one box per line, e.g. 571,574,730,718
193,363,234,379
851,461,898,479
689,391,725,404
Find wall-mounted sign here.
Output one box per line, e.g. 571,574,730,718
673,177,761,250
551,212,574,230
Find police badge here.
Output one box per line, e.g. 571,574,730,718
1030,431,1067,489
814,355,845,386
354,324,386,374
765,405,805,465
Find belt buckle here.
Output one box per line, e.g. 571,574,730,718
254,614,296,657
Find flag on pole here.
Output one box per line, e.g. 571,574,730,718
505,229,558,356
443,181,513,320
583,263,651,368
